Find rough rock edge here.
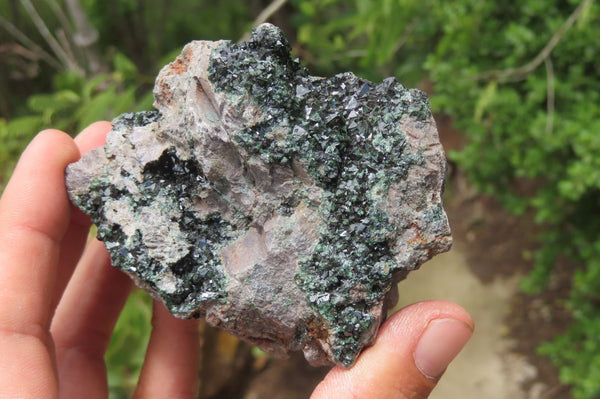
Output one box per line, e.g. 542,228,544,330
66,24,451,368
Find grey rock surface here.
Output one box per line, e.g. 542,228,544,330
66,24,452,367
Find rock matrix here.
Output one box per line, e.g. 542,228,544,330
66,24,452,367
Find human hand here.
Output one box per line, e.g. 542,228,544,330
312,301,473,398
0,122,473,399
0,122,200,398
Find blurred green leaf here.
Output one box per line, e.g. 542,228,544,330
105,289,152,398
473,80,497,123
76,86,119,129
113,53,138,81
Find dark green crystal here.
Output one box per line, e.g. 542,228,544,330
209,26,429,366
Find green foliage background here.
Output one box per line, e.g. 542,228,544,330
1,0,599,397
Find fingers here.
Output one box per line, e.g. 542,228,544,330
0,129,80,396
0,122,112,397
51,239,132,399
73,121,111,154
311,301,473,399
51,121,111,308
48,121,128,399
133,302,200,399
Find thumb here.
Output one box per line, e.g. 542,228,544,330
311,301,473,399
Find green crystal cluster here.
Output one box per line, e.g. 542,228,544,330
67,24,449,368
73,112,229,315
209,25,431,366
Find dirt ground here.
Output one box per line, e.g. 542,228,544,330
397,171,573,399
399,248,538,398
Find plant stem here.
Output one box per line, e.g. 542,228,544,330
239,0,288,42
19,0,83,74
0,15,62,70
474,0,595,82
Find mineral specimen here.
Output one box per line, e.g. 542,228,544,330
66,24,452,367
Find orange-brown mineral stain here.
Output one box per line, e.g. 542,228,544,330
167,47,192,75
157,82,173,105
408,222,425,245
306,317,329,341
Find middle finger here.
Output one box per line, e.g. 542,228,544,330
51,239,132,399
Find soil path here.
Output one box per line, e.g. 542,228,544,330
397,248,545,398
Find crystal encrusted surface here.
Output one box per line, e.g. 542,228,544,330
66,24,452,367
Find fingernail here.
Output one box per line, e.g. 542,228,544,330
414,318,473,379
